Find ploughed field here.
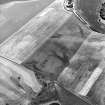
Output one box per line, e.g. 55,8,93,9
0,0,105,105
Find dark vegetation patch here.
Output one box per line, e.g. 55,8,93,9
49,102,60,105
23,38,82,82
100,2,105,20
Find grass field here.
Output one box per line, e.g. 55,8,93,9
0,0,54,44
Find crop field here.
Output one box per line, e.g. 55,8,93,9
0,0,105,105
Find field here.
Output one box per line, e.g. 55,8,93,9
0,0,105,105
0,0,54,43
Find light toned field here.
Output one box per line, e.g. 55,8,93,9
0,0,54,43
